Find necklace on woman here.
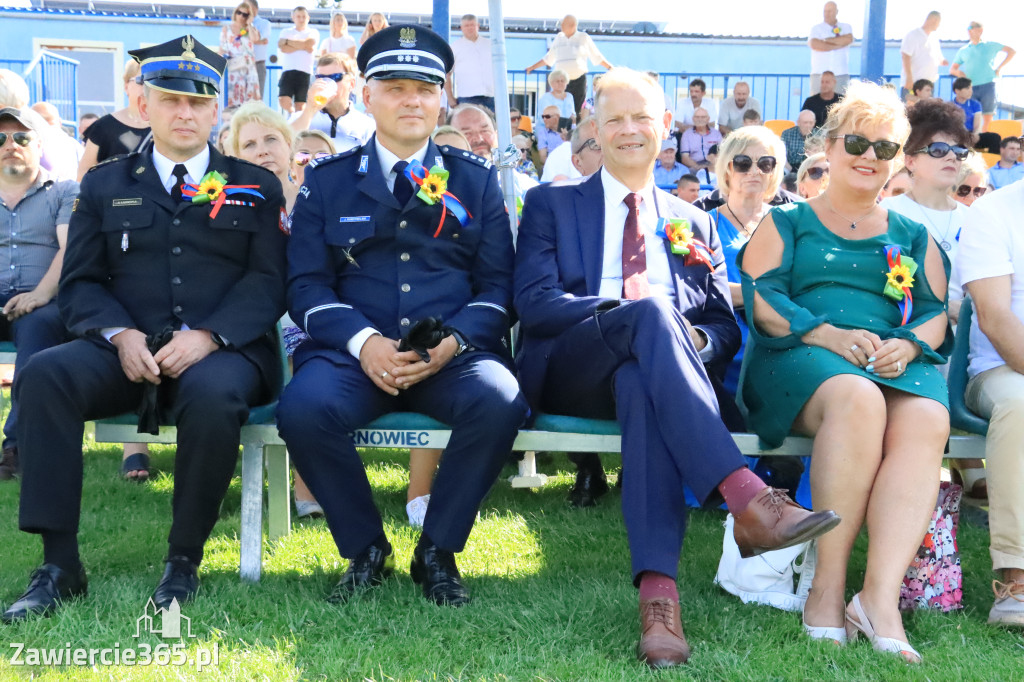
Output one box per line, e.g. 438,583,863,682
907,191,957,251
823,192,875,230
724,202,761,238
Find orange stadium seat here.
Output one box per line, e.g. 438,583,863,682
764,119,796,136
981,152,1001,168
988,119,1023,140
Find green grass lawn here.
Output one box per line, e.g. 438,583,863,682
0,436,1019,681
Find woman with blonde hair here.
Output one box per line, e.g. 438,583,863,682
219,1,261,107
796,153,829,199
740,81,951,662
952,150,988,208
359,12,389,46
319,13,357,59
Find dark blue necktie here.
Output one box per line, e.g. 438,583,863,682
171,164,188,203
392,160,413,206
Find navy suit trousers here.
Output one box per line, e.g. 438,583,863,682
277,351,528,558
0,299,68,450
16,338,265,554
540,297,746,581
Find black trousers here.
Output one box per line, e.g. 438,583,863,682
567,75,587,119
16,338,264,551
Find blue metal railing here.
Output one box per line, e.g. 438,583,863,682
2,52,80,132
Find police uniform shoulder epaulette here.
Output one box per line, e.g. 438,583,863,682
307,147,361,172
438,145,493,169
85,152,133,173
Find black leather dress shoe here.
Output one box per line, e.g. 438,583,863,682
328,543,394,603
2,563,87,623
568,465,610,508
410,542,470,606
152,556,200,610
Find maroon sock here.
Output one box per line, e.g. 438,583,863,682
638,571,679,603
718,467,768,516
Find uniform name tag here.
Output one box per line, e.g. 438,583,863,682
339,216,371,223
112,198,143,207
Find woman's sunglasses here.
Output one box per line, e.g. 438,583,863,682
0,132,33,148
956,184,987,198
831,134,902,161
235,9,250,17
732,154,777,174
805,166,829,180
293,151,332,166
912,141,970,161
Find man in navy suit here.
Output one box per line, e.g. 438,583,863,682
277,25,528,607
514,68,840,667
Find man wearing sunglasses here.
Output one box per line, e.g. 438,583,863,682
988,137,1023,191
0,108,77,482
514,68,840,667
289,53,374,154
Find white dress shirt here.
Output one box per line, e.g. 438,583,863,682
598,168,714,359
344,140,430,359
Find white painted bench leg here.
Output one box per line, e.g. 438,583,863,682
509,450,548,488
239,437,264,583
265,445,291,543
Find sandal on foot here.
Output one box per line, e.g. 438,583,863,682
846,593,921,663
121,453,150,482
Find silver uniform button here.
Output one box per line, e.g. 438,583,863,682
399,220,408,228
400,252,410,262
349,237,356,244
401,283,411,293
400,318,410,326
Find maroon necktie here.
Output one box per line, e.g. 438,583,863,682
621,192,650,300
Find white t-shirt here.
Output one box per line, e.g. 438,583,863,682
880,193,968,301
291,107,375,153
809,21,853,75
539,141,580,182
900,27,945,84
542,31,606,81
718,96,761,129
319,34,357,56
675,97,719,129
956,181,1024,377
278,27,320,73
451,36,495,98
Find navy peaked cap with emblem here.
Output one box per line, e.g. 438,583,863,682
129,35,226,98
357,24,454,85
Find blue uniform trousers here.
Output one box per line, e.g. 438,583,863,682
0,298,68,450
16,338,265,554
539,297,746,581
277,351,528,559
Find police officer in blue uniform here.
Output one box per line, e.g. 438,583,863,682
277,25,528,606
2,35,287,622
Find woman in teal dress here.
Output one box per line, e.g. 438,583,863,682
738,82,951,663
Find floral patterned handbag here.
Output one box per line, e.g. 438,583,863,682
900,481,964,612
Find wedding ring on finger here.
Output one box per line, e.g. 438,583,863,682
896,361,902,374
381,370,389,379
851,344,859,353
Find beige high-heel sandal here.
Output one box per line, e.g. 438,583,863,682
845,593,921,664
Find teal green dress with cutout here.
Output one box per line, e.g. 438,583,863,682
736,202,952,448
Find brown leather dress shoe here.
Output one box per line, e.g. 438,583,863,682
637,598,690,668
732,487,840,558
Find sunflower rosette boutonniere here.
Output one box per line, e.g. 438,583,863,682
656,217,714,271
832,26,842,36
882,244,917,325
181,170,265,218
403,160,473,237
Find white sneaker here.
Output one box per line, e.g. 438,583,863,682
295,499,324,519
988,580,1024,627
714,514,808,612
406,494,430,528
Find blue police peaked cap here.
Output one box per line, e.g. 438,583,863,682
129,35,226,98
357,24,454,85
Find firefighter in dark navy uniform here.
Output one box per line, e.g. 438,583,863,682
2,35,287,623
277,25,528,606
